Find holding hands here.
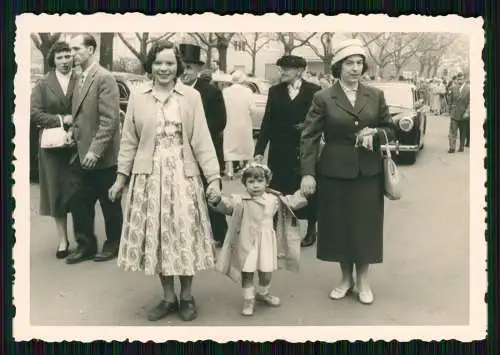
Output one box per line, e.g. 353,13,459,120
206,179,222,205
301,175,316,197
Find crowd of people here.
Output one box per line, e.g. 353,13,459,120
31,33,469,322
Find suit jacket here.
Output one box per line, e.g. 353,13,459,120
31,70,77,129
72,63,121,169
194,79,227,165
301,81,394,179
449,83,470,121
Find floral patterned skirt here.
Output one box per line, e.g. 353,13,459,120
117,138,215,276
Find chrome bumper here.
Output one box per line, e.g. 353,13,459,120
381,142,419,153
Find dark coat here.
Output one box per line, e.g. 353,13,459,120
194,79,227,169
30,70,79,216
448,83,470,121
300,82,394,179
255,80,321,192
254,79,320,220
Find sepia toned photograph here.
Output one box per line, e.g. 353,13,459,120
13,13,485,342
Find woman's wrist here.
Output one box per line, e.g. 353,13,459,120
115,173,128,186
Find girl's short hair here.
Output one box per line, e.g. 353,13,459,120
240,163,272,185
143,40,185,77
47,41,71,69
331,55,368,79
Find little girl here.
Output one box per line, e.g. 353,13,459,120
208,163,307,316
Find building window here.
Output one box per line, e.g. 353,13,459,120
232,40,245,52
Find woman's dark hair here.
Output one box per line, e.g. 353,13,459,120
331,55,368,79
47,41,71,69
241,165,272,185
143,40,185,77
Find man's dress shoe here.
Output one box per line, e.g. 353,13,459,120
66,250,96,264
94,250,118,262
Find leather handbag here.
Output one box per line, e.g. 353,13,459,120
380,129,401,200
40,115,68,149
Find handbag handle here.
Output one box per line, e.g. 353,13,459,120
56,115,64,128
380,129,392,160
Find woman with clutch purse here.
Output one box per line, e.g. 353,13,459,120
30,41,78,259
299,39,394,305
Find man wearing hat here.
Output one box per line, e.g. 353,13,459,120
254,54,321,247
179,43,228,245
447,72,470,152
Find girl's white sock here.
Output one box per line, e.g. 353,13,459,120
243,286,255,300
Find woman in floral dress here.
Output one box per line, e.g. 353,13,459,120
108,40,222,322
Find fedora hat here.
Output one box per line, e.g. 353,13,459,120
331,39,366,67
276,55,307,68
179,43,205,66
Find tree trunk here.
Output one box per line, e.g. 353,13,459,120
43,57,50,74
217,44,229,72
431,64,439,78
251,54,256,76
284,46,292,55
99,33,114,71
323,60,331,74
40,43,53,73
394,64,402,78
418,60,426,77
206,47,213,69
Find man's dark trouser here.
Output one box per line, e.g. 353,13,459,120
448,119,468,150
70,164,123,254
200,173,228,243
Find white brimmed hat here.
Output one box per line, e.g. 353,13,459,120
331,39,366,67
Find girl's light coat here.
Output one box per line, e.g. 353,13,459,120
212,189,307,283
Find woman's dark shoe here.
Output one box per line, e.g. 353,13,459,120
147,298,179,321
55,245,69,259
179,297,198,321
301,232,317,247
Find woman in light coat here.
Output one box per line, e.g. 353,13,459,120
222,70,255,178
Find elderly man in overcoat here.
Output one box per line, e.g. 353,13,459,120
254,55,321,247
179,43,228,246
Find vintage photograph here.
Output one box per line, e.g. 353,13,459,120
13,14,485,342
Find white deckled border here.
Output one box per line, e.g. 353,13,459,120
12,13,486,342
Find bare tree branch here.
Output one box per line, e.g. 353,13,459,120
31,34,41,49
146,32,176,44
117,33,141,59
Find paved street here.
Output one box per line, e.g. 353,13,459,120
29,114,470,326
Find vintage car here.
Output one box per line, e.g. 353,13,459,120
211,73,270,137
29,72,147,183
367,81,428,164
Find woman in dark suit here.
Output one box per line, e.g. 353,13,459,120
300,39,394,305
31,41,78,259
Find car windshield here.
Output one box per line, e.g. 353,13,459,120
369,84,414,109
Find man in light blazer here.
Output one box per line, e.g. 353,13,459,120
66,33,123,264
447,72,470,153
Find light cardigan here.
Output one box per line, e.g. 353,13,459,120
117,80,221,184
